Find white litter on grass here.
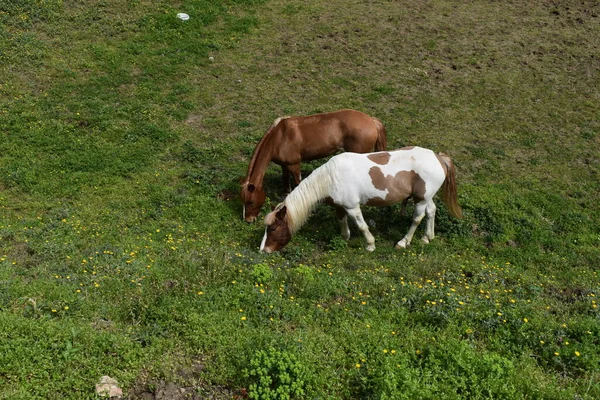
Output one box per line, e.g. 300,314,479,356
177,13,190,21
96,376,123,398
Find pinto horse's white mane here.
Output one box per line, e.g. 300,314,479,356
282,160,337,234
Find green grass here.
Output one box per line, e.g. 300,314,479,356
1,0,599,398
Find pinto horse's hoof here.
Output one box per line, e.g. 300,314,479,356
395,240,408,249
366,244,376,252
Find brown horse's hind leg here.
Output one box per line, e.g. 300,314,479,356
400,198,410,216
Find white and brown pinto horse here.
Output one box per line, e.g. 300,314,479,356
260,147,463,253
240,109,387,222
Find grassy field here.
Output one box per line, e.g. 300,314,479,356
1,0,599,398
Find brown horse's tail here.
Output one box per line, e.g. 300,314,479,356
372,117,387,151
437,153,463,219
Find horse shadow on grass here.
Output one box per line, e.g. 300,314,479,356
307,202,414,251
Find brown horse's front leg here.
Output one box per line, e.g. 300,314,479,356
287,163,302,186
282,166,292,194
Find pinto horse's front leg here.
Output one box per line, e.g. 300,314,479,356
334,206,350,240
346,206,376,252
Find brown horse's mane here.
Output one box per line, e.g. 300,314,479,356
245,116,289,182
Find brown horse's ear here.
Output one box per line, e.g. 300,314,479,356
276,205,287,219
247,184,255,192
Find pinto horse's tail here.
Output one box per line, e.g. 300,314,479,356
437,153,463,219
372,117,387,152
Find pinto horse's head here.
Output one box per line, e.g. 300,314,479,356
240,181,266,223
260,204,292,253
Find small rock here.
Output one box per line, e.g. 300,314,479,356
96,376,123,398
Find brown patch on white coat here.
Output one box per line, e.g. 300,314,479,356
366,168,426,206
367,152,391,165
367,150,414,213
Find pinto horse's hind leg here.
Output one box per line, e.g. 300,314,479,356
421,200,436,244
395,201,427,249
346,206,376,252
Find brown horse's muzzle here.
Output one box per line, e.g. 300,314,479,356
242,203,261,223
241,183,266,223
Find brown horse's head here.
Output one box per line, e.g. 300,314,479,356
240,181,266,223
260,205,292,253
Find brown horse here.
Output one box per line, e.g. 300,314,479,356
240,109,387,222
